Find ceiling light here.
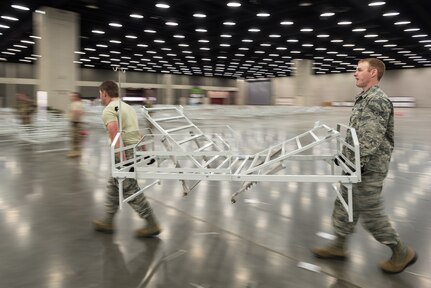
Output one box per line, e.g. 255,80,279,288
193,13,206,18
156,3,170,9
395,21,411,25
174,34,185,38
368,2,386,7
92,30,105,34
196,28,207,32
287,39,298,42
166,21,178,26
338,21,352,25
280,21,294,25
154,39,165,43
130,14,144,19
11,5,29,10
144,29,156,33
364,34,378,37
227,2,241,8
1,16,19,21
300,28,313,32
412,34,428,38
0,24,10,29
383,12,399,16
109,22,122,27
352,28,366,32
220,44,231,47
220,34,232,38
320,12,335,17
269,34,281,38
96,44,108,48
242,39,253,42
248,28,260,32
109,40,121,44
125,35,137,39
404,28,420,32
223,21,236,26
383,44,397,47
137,44,148,47
198,39,209,43
257,12,270,17
331,39,343,43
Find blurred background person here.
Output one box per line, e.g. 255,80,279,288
67,92,84,158
15,92,36,125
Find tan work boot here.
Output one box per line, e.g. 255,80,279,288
380,245,418,273
312,245,348,260
312,236,348,260
135,224,162,238
67,150,81,158
93,219,114,233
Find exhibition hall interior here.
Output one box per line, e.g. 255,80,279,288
0,0,430,287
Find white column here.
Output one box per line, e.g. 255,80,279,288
34,7,79,112
293,59,313,106
163,74,173,104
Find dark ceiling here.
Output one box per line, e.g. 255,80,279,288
1,0,431,79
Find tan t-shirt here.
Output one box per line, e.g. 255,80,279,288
102,99,141,146
69,101,84,122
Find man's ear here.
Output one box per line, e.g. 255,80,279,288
371,67,378,78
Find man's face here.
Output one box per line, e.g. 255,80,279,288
354,61,375,89
99,90,107,106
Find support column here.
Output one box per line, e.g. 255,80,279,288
34,7,79,112
163,74,173,104
293,59,313,106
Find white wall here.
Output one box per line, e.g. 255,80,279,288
271,67,431,107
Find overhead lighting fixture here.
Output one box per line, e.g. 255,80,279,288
220,34,232,38
395,21,411,25
223,21,236,26
11,4,29,10
338,21,352,25
300,28,313,32
195,28,207,32
280,21,294,25
125,35,137,39
320,12,335,17
404,28,420,32
92,30,105,34
165,21,178,26
109,22,122,27
130,14,144,19
227,2,241,8
174,34,185,38
1,16,19,21
383,12,399,16
144,29,156,33
0,24,10,29
156,3,170,9
352,28,366,32
368,2,386,7
257,12,270,17
193,13,206,18
248,28,261,32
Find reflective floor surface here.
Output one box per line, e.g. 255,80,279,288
0,107,430,288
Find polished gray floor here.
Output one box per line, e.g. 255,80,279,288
0,107,430,288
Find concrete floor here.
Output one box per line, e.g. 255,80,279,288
0,107,430,288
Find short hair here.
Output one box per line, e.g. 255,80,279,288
359,58,386,80
71,92,81,99
99,80,119,98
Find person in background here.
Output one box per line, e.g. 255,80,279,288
93,80,161,238
16,92,36,125
312,58,417,273
67,92,84,158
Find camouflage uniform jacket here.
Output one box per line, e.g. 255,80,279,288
345,85,394,174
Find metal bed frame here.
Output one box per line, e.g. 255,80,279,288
110,105,361,222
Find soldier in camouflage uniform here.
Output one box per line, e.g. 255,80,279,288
312,58,417,273
16,93,35,125
93,80,161,238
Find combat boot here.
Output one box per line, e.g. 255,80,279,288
312,236,348,260
67,150,81,158
93,219,115,233
135,224,162,238
380,242,417,273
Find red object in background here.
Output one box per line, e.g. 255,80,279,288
79,130,89,136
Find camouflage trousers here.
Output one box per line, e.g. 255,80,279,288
332,171,400,246
71,122,82,151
